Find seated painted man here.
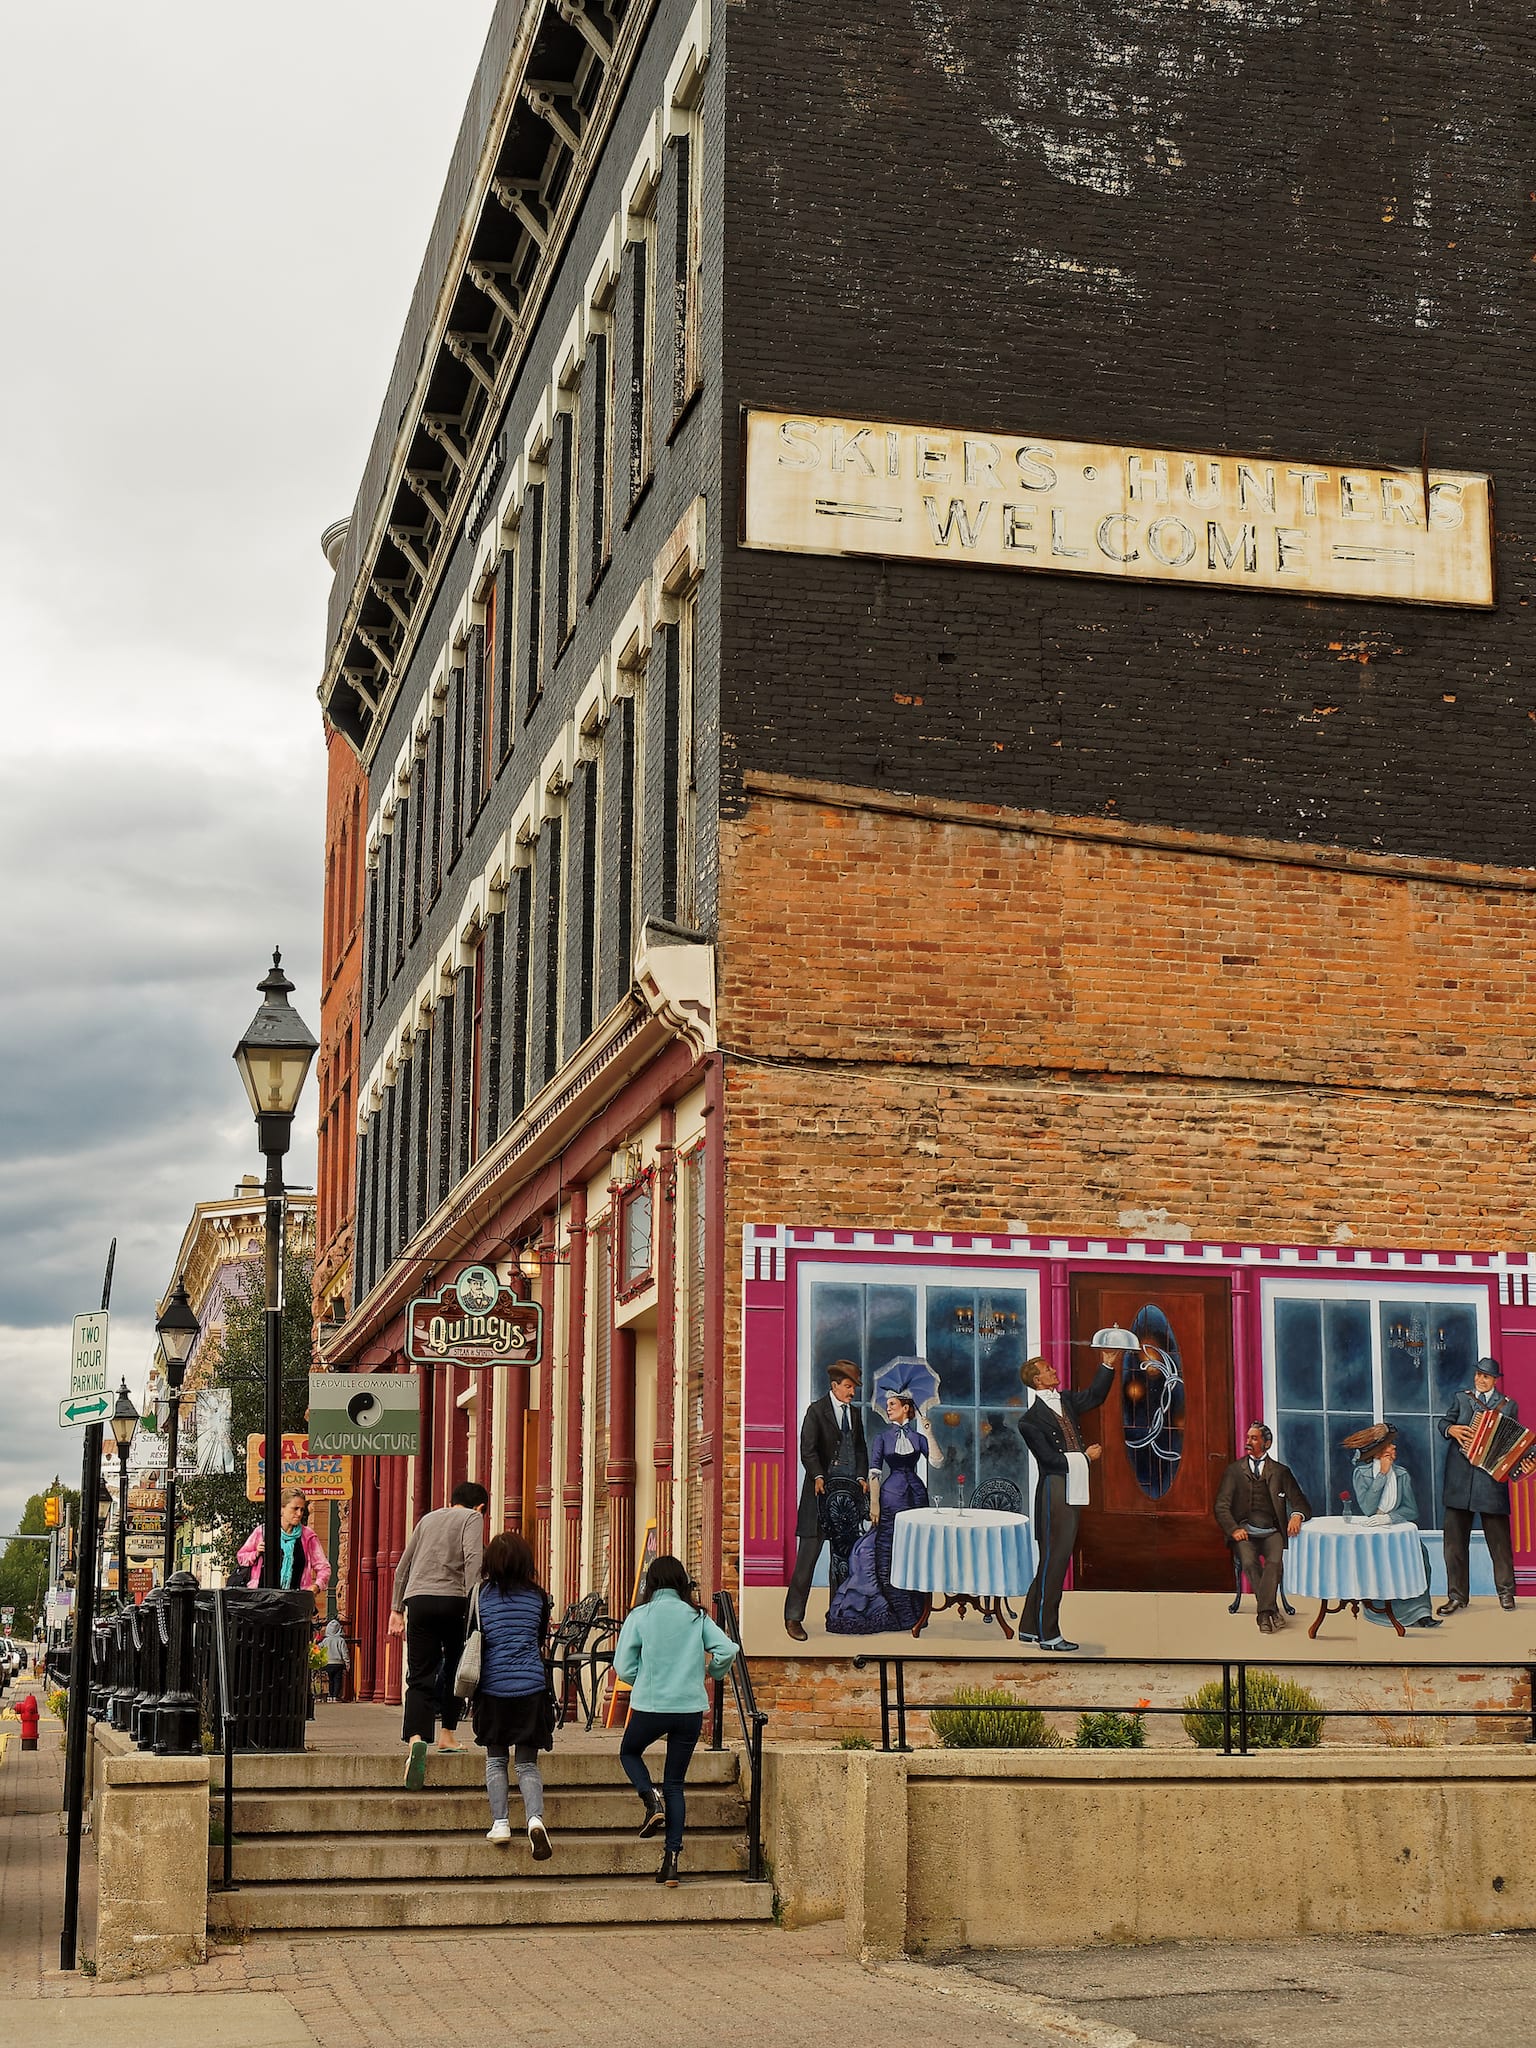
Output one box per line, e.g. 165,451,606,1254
1213,1423,1311,1634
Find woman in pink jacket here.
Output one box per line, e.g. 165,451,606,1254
236,1490,332,1591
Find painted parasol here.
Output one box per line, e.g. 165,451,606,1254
870,1355,942,1420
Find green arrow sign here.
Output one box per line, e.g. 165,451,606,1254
60,1394,109,1428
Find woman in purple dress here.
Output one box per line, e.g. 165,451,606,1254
826,1393,935,1635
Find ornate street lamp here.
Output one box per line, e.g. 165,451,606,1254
154,1281,200,1582
108,1383,138,1606
232,949,316,1590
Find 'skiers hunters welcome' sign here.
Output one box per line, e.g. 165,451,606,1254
741,408,1494,608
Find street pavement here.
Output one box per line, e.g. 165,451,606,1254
8,1681,1536,2048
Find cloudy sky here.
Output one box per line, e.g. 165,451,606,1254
0,3,495,1545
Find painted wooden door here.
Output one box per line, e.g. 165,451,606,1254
1069,1273,1235,1592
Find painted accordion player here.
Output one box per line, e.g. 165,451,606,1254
1465,1406,1536,1484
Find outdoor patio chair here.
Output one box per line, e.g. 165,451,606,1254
546,1590,620,1729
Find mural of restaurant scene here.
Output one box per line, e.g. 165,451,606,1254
737,1228,1536,1662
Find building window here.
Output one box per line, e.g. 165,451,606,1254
661,595,698,927
495,550,516,764
467,943,485,1165
376,836,394,1002
625,221,655,512
392,804,407,975
505,864,533,1124
395,1061,412,1252
483,909,506,1142
363,865,378,1030
669,124,702,421
1264,1282,1488,1531
435,990,455,1205
588,328,612,593
540,815,564,1085
413,1023,431,1230
801,1268,1040,1509
522,484,545,722
429,717,445,904
410,755,425,939
556,394,580,649
449,655,467,864
480,586,498,799
467,623,487,819
574,755,599,1044
618,1170,654,1299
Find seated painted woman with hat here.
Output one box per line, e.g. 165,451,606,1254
1343,1423,1440,1629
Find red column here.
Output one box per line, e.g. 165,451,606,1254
355,1454,378,1702
653,1107,678,1556
533,1212,556,1575
607,1205,637,1617
383,1457,407,1705
412,1361,434,1527
370,1449,393,1701
701,1053,726,1600
562,1188,588,1609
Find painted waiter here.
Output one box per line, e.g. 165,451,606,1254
1017,1341,1124,1652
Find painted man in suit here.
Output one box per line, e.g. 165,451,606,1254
1438,1356,1519,1614
784,1360,869,1641
1018,1348,1118,1653
1213,1422,1311,1634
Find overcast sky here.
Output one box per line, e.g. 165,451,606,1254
0,3,495,1548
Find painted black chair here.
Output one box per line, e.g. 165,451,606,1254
967,1479,1024,1515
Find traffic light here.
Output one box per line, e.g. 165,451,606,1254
44,1495,60,1529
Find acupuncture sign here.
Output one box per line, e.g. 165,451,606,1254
405,1264,543,1368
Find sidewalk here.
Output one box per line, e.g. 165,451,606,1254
0,1683,1080,2048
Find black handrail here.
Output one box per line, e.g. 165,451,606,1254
710,1590,768,1883
211,1590,236,1893
851,1653,1536,1755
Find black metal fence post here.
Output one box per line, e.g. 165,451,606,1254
878,1657,891,1751
156,1573,202,1756
1221,1663,1233,1756
1237,1662,1249,1756
895,1659,909,1753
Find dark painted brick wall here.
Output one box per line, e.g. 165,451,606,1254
718,0,1535,864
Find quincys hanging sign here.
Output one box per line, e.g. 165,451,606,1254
405,1263,543,1367
741,408,1494,608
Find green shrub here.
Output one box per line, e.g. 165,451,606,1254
1182,1670,1325,1749
837,1733,874,1750
1074,1708,1147,1749
931,1686,1063,1749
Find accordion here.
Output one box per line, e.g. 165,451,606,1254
1465,1405,1536,1484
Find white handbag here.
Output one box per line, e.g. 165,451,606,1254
453,1584,483,1699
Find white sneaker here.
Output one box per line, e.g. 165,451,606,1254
486,1818,512,1844
528,1818,553,1861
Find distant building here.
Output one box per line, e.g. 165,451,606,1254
148,1183,317,1591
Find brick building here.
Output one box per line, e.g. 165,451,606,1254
319,0,1534,1714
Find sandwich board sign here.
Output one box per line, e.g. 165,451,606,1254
61,1311,110,1428
307,1373,421,1457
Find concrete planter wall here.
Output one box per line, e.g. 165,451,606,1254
765,1745,1536,1955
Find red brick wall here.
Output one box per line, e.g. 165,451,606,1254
315,723,367,1311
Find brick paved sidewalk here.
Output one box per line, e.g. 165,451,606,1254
1,1681,1091,2048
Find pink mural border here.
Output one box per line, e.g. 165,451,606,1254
740,1226,1536,1590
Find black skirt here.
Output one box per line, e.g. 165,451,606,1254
471,1689,546,1751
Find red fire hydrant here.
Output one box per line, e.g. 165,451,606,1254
16,1692,40,1750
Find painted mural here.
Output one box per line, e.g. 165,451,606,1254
739,1229,1536,1663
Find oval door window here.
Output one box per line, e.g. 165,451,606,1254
1121,1304,1186,1500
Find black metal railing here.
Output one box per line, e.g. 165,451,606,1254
210,1590,237,1893
192,1589,312,1754
710,1589,768,1883
853,1654,1536,1756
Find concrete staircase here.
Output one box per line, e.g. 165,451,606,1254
206,1746,774,1934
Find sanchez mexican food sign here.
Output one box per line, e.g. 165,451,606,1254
741,408,1494,608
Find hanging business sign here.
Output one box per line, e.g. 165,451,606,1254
405,1264,543,1367
243,1432,352,1504
307,1376,421,1457
741,407,1496,608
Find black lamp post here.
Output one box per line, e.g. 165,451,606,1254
108,1383,138,1605
232,948,317,1590
154,1281,200,1583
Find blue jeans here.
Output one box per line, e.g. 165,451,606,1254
618,1709,703,1853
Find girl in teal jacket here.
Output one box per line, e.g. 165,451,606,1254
613,1556,739,1885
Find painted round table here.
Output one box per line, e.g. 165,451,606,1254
890,1506,1037,1640
1284,1516,1428,1639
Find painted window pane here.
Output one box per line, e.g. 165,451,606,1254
1274,1299,1322,1408
926,1288,977,1403
867,1286,918,1375
1384,1412,1439,1525
811,1285,863,1386
977,1293,1030,1406
927,1409,975,1509
1381,1300,1477,1416
1279,1408,1326,1514
1322,1300,1372,1410
1327,1411,1374,1511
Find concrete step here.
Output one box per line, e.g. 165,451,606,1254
217,1826,749,1884
227,1784,749,1836
208,1873,775,1933
214,1747,742,1792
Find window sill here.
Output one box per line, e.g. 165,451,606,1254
666,384,702,446
623,474,654,531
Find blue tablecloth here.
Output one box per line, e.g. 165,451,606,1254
890,1508,1036,1597
1285,1516,1426,1603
